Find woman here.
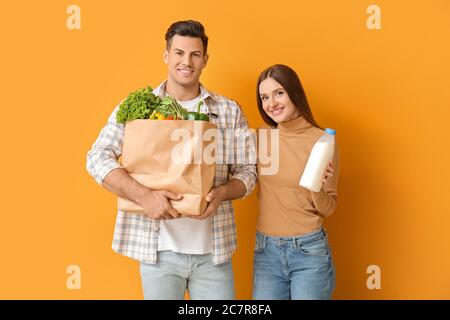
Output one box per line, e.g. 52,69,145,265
253,64,339,300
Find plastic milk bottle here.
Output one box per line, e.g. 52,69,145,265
299,128,336,192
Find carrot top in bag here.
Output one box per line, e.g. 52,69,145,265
149,96,187,120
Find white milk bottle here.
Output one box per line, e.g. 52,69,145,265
299,128,336,192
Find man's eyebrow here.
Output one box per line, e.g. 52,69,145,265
172,48,202,55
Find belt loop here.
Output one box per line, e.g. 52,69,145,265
294,237,300,250
257,233,267,249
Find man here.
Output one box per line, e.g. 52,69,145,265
86,20,256,300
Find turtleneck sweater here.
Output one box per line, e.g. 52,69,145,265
257,116,340,236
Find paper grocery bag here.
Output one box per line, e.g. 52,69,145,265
117,119,217,216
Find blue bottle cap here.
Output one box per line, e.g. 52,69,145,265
325,128,336,135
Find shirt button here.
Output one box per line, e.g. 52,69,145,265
152,225,160,231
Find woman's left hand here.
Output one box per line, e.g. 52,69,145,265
322,160,334,184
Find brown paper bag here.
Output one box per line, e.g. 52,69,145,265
117,120,217,215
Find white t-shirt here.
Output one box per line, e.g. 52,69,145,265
157,95,213,254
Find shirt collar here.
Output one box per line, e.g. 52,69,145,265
153,80,215,102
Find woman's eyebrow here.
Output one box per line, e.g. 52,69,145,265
260,87,284,96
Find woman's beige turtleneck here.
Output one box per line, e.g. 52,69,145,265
257,116,340,236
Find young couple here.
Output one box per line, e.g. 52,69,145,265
87,20,339,300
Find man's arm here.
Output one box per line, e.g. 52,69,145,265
102,167,147,202
188,178,246,220
102,168,182,220
226,102,257,198
215,178,247,201
189,102,257,220
86,105,181,220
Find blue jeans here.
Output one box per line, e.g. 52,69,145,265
252,228,335,300
140,251,235,300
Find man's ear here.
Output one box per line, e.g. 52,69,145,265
203,53,209,68
163,49,169,64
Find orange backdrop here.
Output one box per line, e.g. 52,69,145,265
1,0,449,299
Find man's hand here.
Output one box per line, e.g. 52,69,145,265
101,168,183,220
188,186,226,220
138,189,183,220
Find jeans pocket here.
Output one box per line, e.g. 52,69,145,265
298,234,329,256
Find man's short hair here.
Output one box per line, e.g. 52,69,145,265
165,20,209,54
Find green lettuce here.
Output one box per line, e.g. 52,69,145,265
116,86,161,124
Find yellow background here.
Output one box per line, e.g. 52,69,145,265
1,0,449,299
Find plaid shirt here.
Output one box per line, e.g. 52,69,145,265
86,81,257,265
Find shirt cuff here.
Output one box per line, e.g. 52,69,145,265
310,187,328,203
95,160,123,185
229,173,255,199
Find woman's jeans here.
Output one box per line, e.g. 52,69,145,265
253,227,335,300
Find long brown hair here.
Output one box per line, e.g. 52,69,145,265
256,64,321,129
